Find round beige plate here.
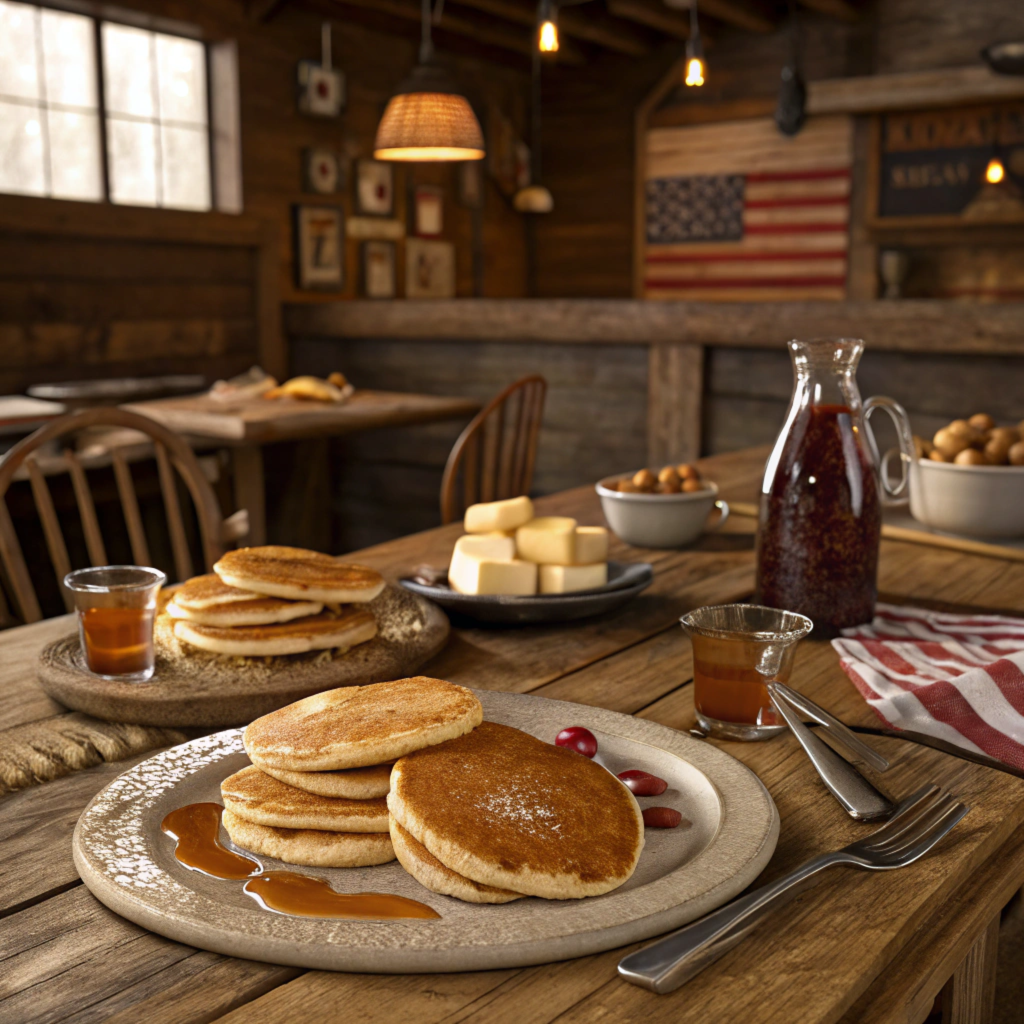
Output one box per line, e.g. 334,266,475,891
37,584,448,727
73,690,779,973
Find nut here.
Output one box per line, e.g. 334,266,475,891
657,466,681,488
617,479,639,493
984,437,1012,465
632,468,656,492
933,427,970,459
968,413,995,432
682,478,704,492
954,448,988,466
928,449,950,463
676,463,700,481
1010,441,1024,466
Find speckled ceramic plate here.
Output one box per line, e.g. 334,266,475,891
399,561,654,624
73,690,779,974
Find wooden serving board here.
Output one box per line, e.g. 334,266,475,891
72,690,778,974
36,585,449,727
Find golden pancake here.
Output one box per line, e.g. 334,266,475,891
254,760,394,800
214,546,386,604
390,816,522,904
221,765,389,832
243,676,483,772
166,595,323,627
389,722,644,900
173,573,261,609
173,607,377,657
222,809,394,868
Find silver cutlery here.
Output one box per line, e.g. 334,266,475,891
618,784,968,994
770,682,890,773
768,682,894,821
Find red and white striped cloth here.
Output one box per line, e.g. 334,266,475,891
833,604,1024,770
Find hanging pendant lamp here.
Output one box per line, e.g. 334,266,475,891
514,16,553,213
374,0,485,161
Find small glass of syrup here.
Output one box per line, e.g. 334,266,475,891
681,604,813,741
64,566,166,682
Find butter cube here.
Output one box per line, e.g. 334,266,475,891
516,516,578,565
540,562,608,595
449,534,537,595
574,526,609,565
464,496,534,534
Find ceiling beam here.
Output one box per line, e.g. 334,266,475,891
798,0,860,22
665,0,776,34
246,0,290,20
450,0,653,56
324,0,586,63
606,0,690,41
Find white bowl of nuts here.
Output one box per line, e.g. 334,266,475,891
596,464,730,548
910,414,1024,538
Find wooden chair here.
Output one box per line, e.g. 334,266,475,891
0,407,248,624
440,375,547,525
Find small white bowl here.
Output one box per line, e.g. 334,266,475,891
596,475,730,548
909,458,1024,538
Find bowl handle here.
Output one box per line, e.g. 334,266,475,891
706,499,730,532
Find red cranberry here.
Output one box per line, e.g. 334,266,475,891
617,770,668,796
555,726,598,758
642,807,683,828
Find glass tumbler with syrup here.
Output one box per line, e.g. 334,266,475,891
65,566,166,682
682,604,813,741
755,338,915,637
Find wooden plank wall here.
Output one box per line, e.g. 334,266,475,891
289,337,648,551
0,198,281,393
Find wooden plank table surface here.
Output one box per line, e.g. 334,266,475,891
3,446,1024,1024
123,388,482,546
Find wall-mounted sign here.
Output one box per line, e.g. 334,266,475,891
874,102,1024,222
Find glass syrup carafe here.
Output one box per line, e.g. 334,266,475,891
754,338,914,637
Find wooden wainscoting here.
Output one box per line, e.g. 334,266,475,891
0,195,284,394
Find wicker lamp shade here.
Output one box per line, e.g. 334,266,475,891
374,89,484,162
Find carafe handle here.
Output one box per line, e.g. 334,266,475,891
863,395,915,505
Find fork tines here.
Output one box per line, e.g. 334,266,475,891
852,784,968,865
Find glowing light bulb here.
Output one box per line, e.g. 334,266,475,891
986,157,1005,185
539,19,559,53
685,56,705,87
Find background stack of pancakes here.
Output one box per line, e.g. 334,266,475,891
224,677,646,903
167,546,385,657
222,677,483,866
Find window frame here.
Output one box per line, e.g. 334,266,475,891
0,0,218,211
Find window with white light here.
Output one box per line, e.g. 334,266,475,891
0,0,214,210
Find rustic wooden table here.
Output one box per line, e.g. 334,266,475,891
126,389,482,545
3,446,1024,1024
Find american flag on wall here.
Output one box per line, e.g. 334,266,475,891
644,115,853,301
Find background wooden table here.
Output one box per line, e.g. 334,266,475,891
2,447,1024,1024
127,389,482,545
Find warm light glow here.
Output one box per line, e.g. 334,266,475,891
986,157,1005,184
685,56,705,87
539,19,559,52
375,146,485,161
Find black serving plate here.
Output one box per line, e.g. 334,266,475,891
399,560,654,625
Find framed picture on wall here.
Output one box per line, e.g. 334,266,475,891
302,147,342,194
355,159,394,215
406,238,455,299
414,185,444,237
362,240,397,299
294,205,344,290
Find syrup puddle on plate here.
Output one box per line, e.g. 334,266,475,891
161,803,439,921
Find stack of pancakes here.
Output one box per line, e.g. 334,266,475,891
223,676,645,903
389,721,645,902
167,546,385,658
222,677,484,867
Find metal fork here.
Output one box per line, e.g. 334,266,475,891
618,784,968,994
